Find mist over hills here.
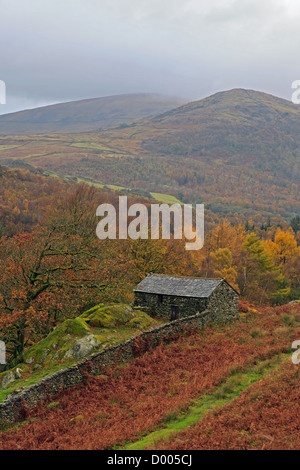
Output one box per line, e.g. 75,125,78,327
0,93,185,135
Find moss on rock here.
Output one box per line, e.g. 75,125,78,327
21,304,155,369
23,317,91,366
127,310,157,330
80,304,146,328
1,303,160,398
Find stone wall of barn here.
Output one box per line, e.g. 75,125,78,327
206,281,239,322
133,291,208,320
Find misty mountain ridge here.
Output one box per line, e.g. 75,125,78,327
0,93,185,135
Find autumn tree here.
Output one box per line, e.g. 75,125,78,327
0,185,133,364
264,229,300,301
211,247,239,292
237,233,285,304
129,238,194,282
266,229,298,265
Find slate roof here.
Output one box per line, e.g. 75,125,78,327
134,274,223,298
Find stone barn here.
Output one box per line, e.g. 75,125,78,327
134,274,239,322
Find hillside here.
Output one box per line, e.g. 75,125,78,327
0,164,74,236
140,88,300,180
0,93,184,134
1,302,300,450
0,89,299,221
0,304,160,402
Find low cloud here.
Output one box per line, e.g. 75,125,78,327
1,0,300,113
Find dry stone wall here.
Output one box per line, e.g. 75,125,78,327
0,307,239,425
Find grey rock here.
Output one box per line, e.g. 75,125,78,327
72,335,102,360
25,356,34,364
63,349,74,360
41,349,49,365
15,368,23,379
1,371,15,388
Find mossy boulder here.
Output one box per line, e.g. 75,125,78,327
19,304,156,369
127,310,157,330
79,303,154,329
57,317,91,336
20,304,155,368
1,304,159,394
23,317,91,367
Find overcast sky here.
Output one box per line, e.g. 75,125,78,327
1,0,300,114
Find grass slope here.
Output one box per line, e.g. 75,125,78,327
122,354,288,450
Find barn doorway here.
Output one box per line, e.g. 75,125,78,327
170,305,179,321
